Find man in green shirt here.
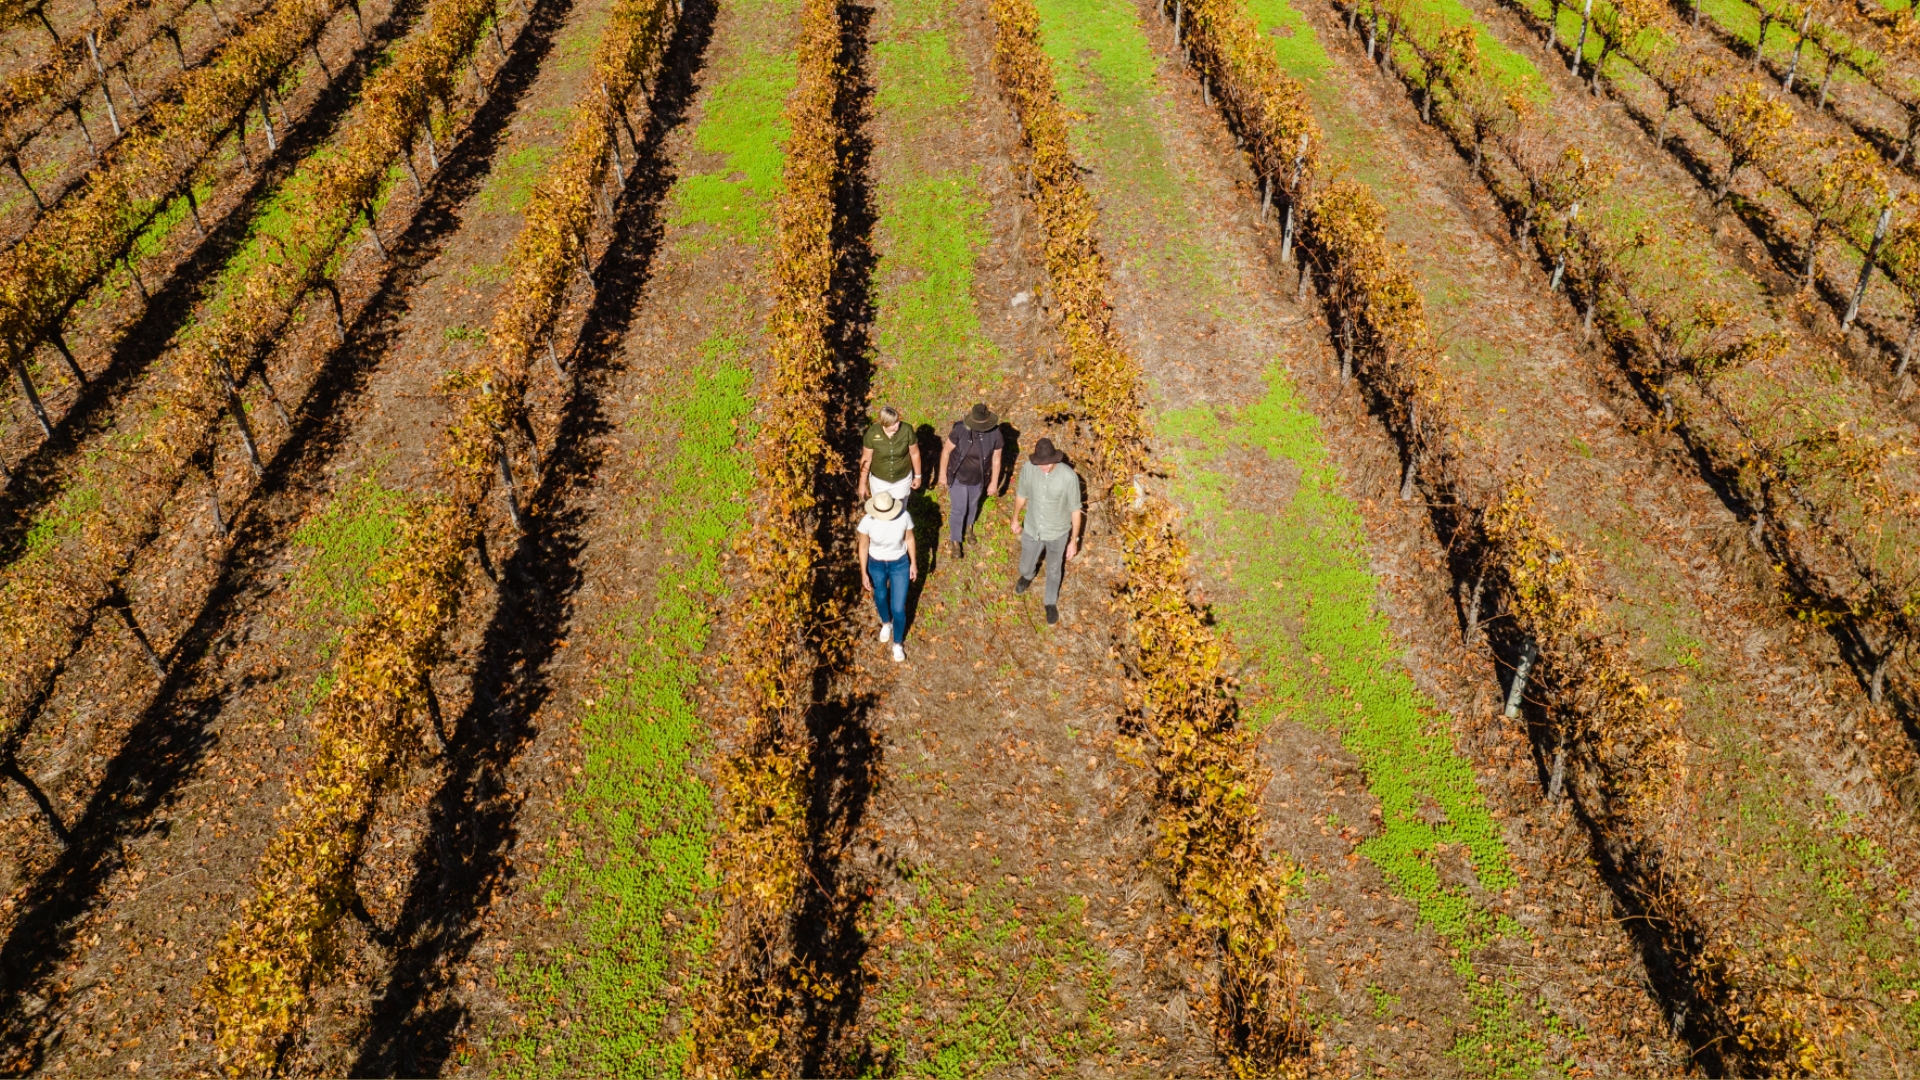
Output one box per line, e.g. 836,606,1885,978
1009,437,1082,625
859,404,921,500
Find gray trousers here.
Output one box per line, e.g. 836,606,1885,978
1018,531,1068,605
948,483,986,544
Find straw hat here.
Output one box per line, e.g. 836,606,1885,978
963,402,998,432
865,490,904,520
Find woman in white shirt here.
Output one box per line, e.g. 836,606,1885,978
856,490,917,662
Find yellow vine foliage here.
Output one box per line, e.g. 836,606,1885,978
0,0,356,369
202,498,474,1075
0,0,504,767
0,0,212,162
1342,2,1868,1068
993,0,1306,1070
1181,0,1702,1042
688,0,842,1068
198,0,679,1070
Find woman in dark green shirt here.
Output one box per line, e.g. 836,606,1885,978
859,405,921,500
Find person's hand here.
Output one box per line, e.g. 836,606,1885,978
912,473,922,490
909,563,918,583
938,476,948,491
1010,518,1021,538
1066,536,1080,561
857,480,868,499
861,571,874,593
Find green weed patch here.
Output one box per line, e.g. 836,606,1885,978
862,872,1114,1073
871,0,1002,423
669,0,799,250
1031,0,1222,291
1164,371,1562,1076
287,476,408,625
496,337,755,1077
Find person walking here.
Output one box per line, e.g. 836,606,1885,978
859,405,921,501
1009,437,1082,626
938,402,1003,559
857,488,917,662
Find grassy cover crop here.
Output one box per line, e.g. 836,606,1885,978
1214,0,1920,1067
200,0,681,1066
687,0,844,1065
494,0,799,1068
993,0,1310,1065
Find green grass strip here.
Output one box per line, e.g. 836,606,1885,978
491,0,795,1069
1027,0,1565,1068
1163,372,1566,1077
870,0,999,424
1032,0,1223,292
668,0,799,251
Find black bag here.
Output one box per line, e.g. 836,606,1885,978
952,427,988,486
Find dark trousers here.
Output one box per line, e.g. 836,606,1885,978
948,482,986,545
868,555,910,643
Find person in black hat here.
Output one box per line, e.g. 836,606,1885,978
938,402,1004,559
1009,436,1081,625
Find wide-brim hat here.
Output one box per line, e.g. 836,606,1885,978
1029,437,1064,465
963,402,998,432
866,490,904,519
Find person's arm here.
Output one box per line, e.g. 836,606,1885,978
988,447,1003,496
1066,509,1085,560
939,435,955,489
857,531,873,591
909,441,924,490
1010,495,1027,536
905,526,917,581
858,447,874,498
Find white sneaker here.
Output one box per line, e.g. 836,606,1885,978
879,622,893,643
891,644,906,663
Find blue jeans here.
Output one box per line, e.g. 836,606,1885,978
868,555,910,644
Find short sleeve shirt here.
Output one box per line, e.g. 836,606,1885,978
1016,461,1081,540
858,510,914,561
945,422,1004,486
863,422,916,482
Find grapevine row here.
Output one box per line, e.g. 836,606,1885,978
0,0,362,443
1681,0,1920,166
0,0,267,221
0,0,508,847
198,0,677,1068
1,0,197,156
1171,0,1854,1068
1497,0,1920,379
992,0,1310,1066
1245,0,1865,1062
685,0,841,1066
1364,0,1920,700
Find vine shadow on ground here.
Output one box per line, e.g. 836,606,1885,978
0,0,434,566
0,0,574,1069
346,0,724,1073
793,2,883,1073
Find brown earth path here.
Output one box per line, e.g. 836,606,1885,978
822,0,1218,1069
1035,0,1681,1071
1244,0,1920,1068
0,0,405,473
0,0,605,1069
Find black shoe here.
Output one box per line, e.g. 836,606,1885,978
952,539,965,560
1045,604,1059,625
1014,576,1032,595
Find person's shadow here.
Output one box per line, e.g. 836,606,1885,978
896,418,1026,637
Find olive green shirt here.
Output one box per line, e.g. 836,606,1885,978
864,421,915,482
